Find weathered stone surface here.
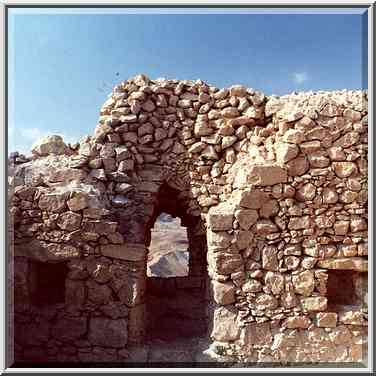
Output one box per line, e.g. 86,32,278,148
286,155,309,176
207,202,235,231
212,280,236,305
264,271,284,294
262,246,279,271
255,293,278,309
32,135,68,156
15,240,80,261
232,188,269,209
57,211,82,231
67,192,89,211
300,296,327,312
207,230,233,248
211,306,239,341
339,311,366,325
208,251,243,275
234,164,287,187
275,142,299,163
317,257,367,272
284,316,311,329
333,162,358,178
38,193,67,212
292,270,315,296
101,244,147,261
88,318,128,348
316,312,338,328
235,209,258,230
128,304,146,343
65,279,86,305
242,322,272,345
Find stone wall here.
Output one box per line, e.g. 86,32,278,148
9,74,368,365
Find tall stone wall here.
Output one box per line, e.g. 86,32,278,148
9,74,368,365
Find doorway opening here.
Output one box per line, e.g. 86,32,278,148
145,183,209,343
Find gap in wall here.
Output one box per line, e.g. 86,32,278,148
28,260,68,306
326,270,367,312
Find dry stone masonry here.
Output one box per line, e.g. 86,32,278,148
9,74,368,365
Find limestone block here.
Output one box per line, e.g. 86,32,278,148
317,257,367,272
275,142,299,163
292,270,315,296
38,193,67,212
208,251,243,275
57,211,82,231
284,316,311,329
234,164,287,187
235,208,258,230
231,188,269,209
316,312,338,328
264,271,284,294
242,322,272,346
32,135,68,156
101,244,147,261
207,202,235,231
211,305,239,342
262,246,279,271
300,296,327,312
212,280,236,305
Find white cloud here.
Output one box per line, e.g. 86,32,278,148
292,72,308,84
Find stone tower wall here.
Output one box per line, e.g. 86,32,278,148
9,75,368,364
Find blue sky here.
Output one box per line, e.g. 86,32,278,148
8,8,368,154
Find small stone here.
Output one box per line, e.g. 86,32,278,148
275,142,299,163
296,183,316,201
67,192,89,211
57,211,82,231
300,296,327,312
292,270,315,296
316,312,338,327
333,162,358,178
284,316,311,329
283,129,305,144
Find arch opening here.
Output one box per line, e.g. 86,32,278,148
144,182,209,343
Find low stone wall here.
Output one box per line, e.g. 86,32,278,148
9,74,368,365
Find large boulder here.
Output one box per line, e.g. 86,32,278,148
31,135,68,156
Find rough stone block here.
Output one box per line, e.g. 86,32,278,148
207,202,235,231
211,305,239,342
101,244,147,261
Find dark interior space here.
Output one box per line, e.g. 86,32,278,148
326,270,367,310
145,182,209,343
28,260,68,306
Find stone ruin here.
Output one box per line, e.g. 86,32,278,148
8,74,368,365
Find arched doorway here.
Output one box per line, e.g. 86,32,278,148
144,183,209,344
